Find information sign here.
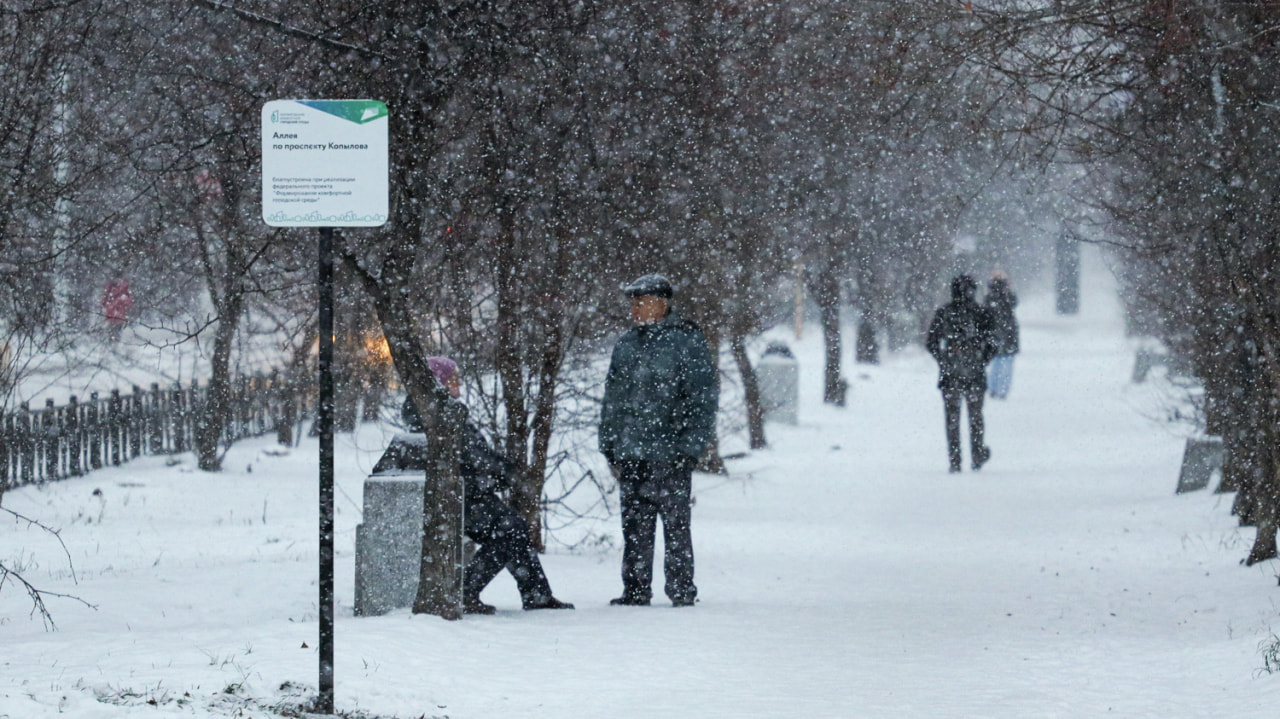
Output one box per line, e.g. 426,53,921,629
260,98,390,714
261,99,388,227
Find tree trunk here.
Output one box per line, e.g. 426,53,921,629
274,370,293,447
1245,443,1279,566
415,383,466,614
344,242,466,620
495,231,530,475
1214,378,1245,495
1231,419,1266,527
810,264,845,406
730,329,766,450
493,223,544,552
196,290,242,471
333,322,360,434
333,269,362,433
275,329,315,447
1245,363,1280,565
697,324,727,475
521,311,564,553
1230,348,1267,524
1216,377,1252,495
855,314,880,365
361,358,389,423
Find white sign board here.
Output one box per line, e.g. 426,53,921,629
261,99,389,227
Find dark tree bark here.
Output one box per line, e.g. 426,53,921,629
1245,332,1280,565
518,288,568,553
195,291,242,471
730,329,766,450
275,327,315,447
697,324,727,475
193,183,250,472
349,255,466,619
274,371,294,447
1245,440,1280,566
493,229,543,549
413,379,466,615
333,319,360,434
809,263,845,406
855,316,880,365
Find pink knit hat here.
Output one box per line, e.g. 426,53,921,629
426,356,458,385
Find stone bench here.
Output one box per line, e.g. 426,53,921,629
354,474,429,616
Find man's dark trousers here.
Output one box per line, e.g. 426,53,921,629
464,491,553,605
617,459,696,603
942,388,985,470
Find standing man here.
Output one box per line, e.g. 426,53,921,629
599,273,718,607
926,274,997,473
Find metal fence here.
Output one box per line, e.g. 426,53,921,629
0,372,305,490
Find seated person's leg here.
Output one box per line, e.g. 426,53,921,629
465,492,570,610
461,493,506,613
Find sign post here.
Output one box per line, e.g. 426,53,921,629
315,223,335,713
262,99,388,715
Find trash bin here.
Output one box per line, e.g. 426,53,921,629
758,341,799,425
1175,435,1225,494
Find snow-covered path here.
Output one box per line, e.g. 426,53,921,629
4,247,1280,718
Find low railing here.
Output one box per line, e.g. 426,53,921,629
0,372,308,489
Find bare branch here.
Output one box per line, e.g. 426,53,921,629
190,0,389,60
1,508,97,630
3,506,78,584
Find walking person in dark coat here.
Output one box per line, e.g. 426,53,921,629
926,275,997,473
403,356,573,615
599,273,719,607
984,273,1020,400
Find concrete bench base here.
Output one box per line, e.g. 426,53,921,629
354,475,427,617
355,433,471,617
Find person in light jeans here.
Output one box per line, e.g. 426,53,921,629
984,273,1020,400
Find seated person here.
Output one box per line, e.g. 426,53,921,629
403,356,573,614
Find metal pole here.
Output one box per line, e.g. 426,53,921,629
317,226,335,713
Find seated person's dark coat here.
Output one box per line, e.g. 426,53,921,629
401,396,557,609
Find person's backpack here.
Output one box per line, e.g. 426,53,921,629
938,306,990,379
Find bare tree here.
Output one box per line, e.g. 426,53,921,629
963,0,1280,564
0,2,107,409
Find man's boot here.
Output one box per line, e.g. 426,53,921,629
972,445,991,470
609,592,650,606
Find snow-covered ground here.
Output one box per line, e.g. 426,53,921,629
4,246,1280,718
